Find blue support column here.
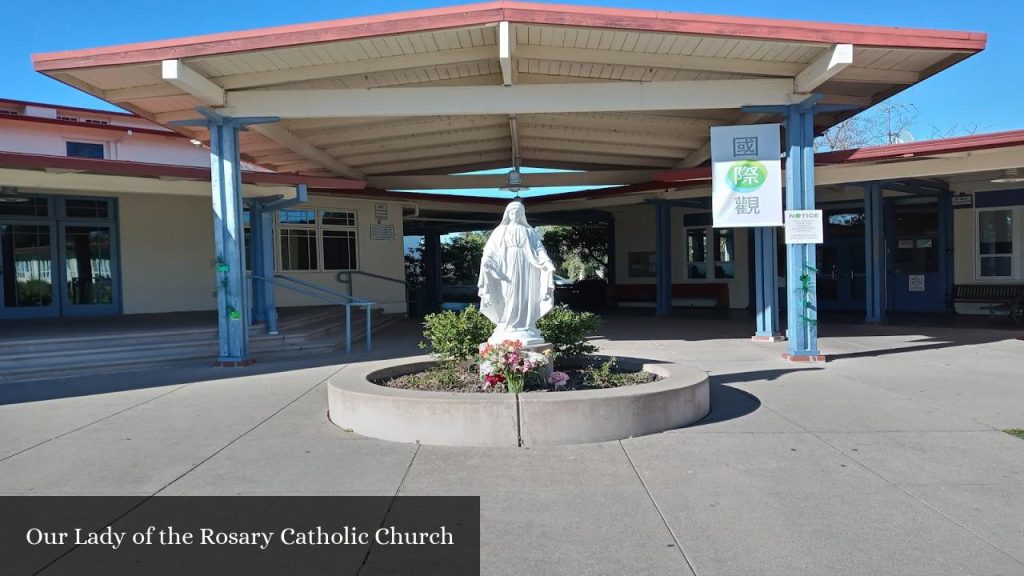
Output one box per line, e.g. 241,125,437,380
172,108,278,365
939,188,954,311
249,202,265,324
753,227,782,340
654,201,673,317
208,119,249,363
864,182,886,323
258,208,278,334
783,99,823,360
424,230,443,313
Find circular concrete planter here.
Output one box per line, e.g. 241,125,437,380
327,355,709,447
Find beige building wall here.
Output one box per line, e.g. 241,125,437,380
6,187,409,316
610,203,750,309
271,194,408,314
953,203,974,285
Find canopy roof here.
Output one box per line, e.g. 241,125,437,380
33,2,987,190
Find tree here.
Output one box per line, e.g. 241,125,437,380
540,221,609,281
816,102,920,152
404,231,487,288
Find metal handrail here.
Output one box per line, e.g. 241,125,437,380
251,274,375,353
336,270,407,288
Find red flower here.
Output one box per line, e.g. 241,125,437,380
484,373,505,385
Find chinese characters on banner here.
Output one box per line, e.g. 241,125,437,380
710,124,783,228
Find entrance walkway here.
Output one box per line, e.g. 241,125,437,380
1,317,1022,575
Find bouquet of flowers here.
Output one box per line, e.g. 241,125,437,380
478,339,551,393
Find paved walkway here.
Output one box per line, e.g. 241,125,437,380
2,316,1023,575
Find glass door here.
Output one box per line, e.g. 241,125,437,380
0,221,59,318
888,201,945,312
59,222,119,316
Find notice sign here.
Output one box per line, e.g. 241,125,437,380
711,124,783,228
784,210,824,244
909,274,926,292
371,223,395,241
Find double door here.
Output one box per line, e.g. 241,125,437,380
0,220,118,318
816,237,866,311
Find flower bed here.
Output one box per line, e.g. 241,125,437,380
327,355,710,447
377,356,660,393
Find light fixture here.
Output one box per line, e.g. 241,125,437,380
991,168,1024,184
0,186,28,203
499,164,529,196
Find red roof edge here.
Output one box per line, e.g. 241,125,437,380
0,152,365,190
656,130,1024,182
0,97,135,117
0,113,181,139
32,1,987,71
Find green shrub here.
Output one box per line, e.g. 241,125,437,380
420,305,494,362
537,305,601,357
420,303,601,361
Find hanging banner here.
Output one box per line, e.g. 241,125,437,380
711,124,783,228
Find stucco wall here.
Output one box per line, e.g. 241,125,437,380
953,203,974,284
610,204,750,309
0,121,211,166
5,187,408,315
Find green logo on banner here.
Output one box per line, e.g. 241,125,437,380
726,160,767,193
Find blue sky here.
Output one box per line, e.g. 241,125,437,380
5,0,1021,198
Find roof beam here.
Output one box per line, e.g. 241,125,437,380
111,46,498,101
673,141,712,169
250,123,364,179
361,150,513,176
499,21,515,86
218,45,496,90
519,148,673,168
225,78,800,117
371,170,657,190
516,45,805,77
519,124,705,149
519,137,692,159
795,44,854,93
161,60,225,106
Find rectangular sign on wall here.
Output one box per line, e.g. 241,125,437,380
711,124,783,228
784,210,824,244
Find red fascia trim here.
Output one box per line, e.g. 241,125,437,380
0,114,181,139
656,130,1024,182
0,97,136,118
0,152,366,190
814,129,1024,164
313,186,508,205
32,1,986,71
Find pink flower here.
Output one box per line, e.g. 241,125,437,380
547,371,570,387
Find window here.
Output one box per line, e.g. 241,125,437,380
279,229,318,271
0,196,48,217
683,213,735,280
276,209,358,272
320,210,358,271
242,210,252,271
977,208,1020,279
686,228,708,279
713,229,735,279
64,199,110,219
65,141,105,159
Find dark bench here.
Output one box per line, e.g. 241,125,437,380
954,284,1024,324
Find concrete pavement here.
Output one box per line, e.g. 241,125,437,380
2,315,1023,575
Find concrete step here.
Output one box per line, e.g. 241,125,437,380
0,310,403,382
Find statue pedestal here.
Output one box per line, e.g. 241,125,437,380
479,342,555,381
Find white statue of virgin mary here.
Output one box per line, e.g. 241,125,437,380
477,200,556,345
